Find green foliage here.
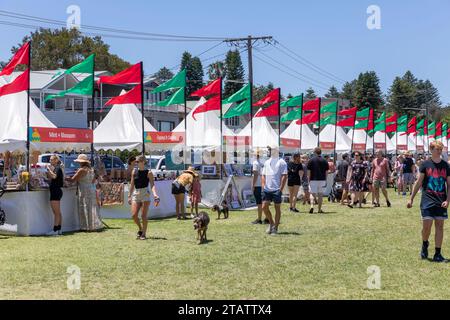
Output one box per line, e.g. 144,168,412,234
305,87,317,100
253,82,275,102
207,61,226,81
354,71,384,110
224,50,245,98
153,67,174,83
340,80,357,102
180,52,203,96
12,28,130,73
325,86,340,98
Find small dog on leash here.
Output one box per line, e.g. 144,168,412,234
212,201,229,220
193,211,210,244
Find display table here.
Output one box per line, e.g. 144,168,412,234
1,187,79,236
99,180,178,219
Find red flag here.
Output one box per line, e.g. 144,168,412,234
447,128,450,139
424,120,428,135
386,113,398,123
336,116,356,127
192,95,221,120
0,42,30,76
254,103,279,117
296,110,319,125
385,123,397,133
253,89,279,107
98,63,141,84
302,98,320,111
337,107,357,117
436,122,442,137
104,84,142,106
0,69,29,97
191,78,221,97
365,108,374,131
406,116,417,134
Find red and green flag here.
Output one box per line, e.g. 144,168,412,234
0,42,30,76
336,107,357,127
191,78,222,120
222,84,251,118
280,94,303,122
152,69,186,107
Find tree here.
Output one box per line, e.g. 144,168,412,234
416,79,441,119
153,67,174,83
340,80,357,102
11,28,130,73
305,87,317,100
207,61,226,81
354,71,383,110
224,50,245,98
180,52,204,96
253,82,275,102
387,76,416,118
325,86,340,98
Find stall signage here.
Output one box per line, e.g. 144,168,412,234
29,127,93,143
144,132,184,144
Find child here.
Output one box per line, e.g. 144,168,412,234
189,175,202,218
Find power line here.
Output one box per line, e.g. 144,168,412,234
253,52,329,91
0,10,231,41
272,40,347,85
254,48,334,88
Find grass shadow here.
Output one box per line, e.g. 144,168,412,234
277,231,302,236
197,239,214,245
147,236,168,241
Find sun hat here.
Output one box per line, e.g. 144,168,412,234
74,154,90,163
184,166,199,177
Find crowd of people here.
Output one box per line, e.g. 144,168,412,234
41,140,450,262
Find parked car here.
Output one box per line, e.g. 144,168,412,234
146,155,178,180
63,155,125,177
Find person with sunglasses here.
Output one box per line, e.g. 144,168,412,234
347,152,368,208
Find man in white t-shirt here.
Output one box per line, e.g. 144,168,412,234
251,151,268,224
261,146,288,235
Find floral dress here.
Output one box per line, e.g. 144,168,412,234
349,160,368,192
190,179,202,205
77,169,103,231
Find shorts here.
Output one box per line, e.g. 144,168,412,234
262,189,282,204
373,179,387,189
302,181,309,192
171,181,186,195
253,186,262,205
132,188,150,203
403,173,415,185
49,187,63,201
421,207,448,220
288,180,301,187
309,181,326,194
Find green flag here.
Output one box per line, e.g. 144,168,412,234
428,121,436,136
398,115,407,124
280,107,302,122
375,112,386,123
152,69,186,94
45,55,95,101
155,87,185,107
320,101,337,114
439,123,448,139
45,74,94,102
280,94,303,108
416,119,425,136
354,119,369,130
321,114,337,125
223,99,251,119
222,84,251,104
356,107,370,119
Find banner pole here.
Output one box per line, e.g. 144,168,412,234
26,41,31,178
140,62,145,156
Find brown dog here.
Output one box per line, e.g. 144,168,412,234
193,211,210,244
212,201,229,220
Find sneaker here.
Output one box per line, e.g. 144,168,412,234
318,210,325,214
289,207,293,212
433,253,446,262
57,229,63,236
402,192,407,196
45,230,59,236
190,214,195,219
421,246,428,260
309,208,314,214
251,219,262,225
136,231,143,239
270,226,278,235
292,208,300,213
263,219,270,224
139,234,147,240
387,200,391,208
266,225,273,234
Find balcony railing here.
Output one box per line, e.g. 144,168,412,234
88,97,185,114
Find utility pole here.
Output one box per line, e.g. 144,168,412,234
224,36,273,151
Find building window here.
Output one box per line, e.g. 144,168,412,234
225,116,240,127
32,97,41,108
74,99,83,113
158,120,174,132
45,99,55,111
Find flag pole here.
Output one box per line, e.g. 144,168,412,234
184,72,188,169
278,88,281,149
90,55,96,165
333,100,338,161
26,41,31,178
384,113,387,156
350,107,356,154
140,62,145,156
317,97,321,148
299,93,303,152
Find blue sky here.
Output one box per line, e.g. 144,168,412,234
1,0,449,104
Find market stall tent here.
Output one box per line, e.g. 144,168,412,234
0,91,89,153
93,90,157,151
319,125,352,153
280,121,318,152
391,132,416,152
346,129,374,152
373,131,395,153
236,109,279,149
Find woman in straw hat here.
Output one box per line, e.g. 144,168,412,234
172,166,198,220
66,154,103,231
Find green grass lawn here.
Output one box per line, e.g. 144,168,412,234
1,190,450,300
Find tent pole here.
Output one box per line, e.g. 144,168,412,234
90,55,96,165
140,62,145,156
333,100,338,160
26,42,32,191
220,78,223,180
317,97,321,148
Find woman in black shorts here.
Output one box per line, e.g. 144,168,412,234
287,153,304,213
46,155,64,236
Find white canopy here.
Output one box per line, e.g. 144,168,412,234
237,110,279,149
391,132,416,152
373,131,395,153
319,125,352,153
0,91,89,153
347,129,373,152
93,90,157,151
172,97,235,148
280,121,318,152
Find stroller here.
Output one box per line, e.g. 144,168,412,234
328,180,343,203
0,187,6,226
